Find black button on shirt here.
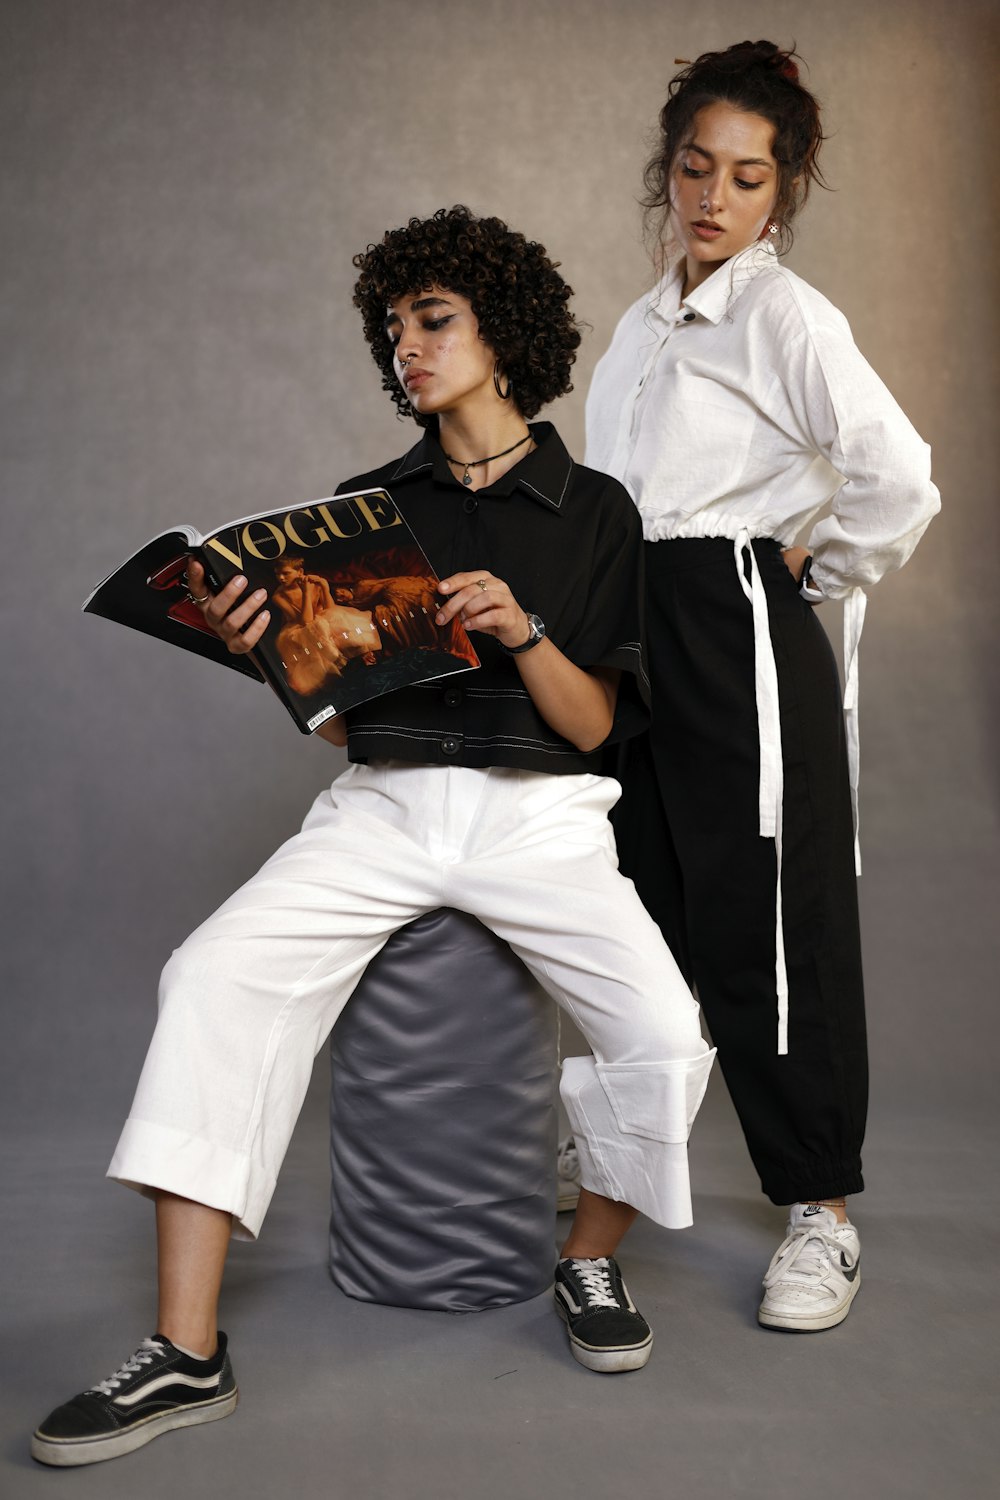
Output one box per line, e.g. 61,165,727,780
335,423,650,775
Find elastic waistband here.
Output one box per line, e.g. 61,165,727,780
644,536,782,574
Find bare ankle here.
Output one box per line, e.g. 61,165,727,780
157,1323,218,1359
800,1198,849,1226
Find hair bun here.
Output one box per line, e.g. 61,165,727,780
733,39,800,82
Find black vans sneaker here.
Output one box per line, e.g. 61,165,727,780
554,1257,653,1373
31,1334,237,1467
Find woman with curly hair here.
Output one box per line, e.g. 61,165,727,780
32,206,714,1467
583,42,940,1331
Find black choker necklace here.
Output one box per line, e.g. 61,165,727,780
443,431,532,486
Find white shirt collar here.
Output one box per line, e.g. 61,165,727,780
648,239,780,327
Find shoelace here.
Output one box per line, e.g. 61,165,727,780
89,1338,166,1396
763,1226,856,1288
571,1258,620,1310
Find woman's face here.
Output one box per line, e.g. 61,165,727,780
386,287,496,418
668,101,779,288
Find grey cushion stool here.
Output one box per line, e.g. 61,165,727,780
329,908,559,1312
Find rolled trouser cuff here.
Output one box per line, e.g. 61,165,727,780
560,1050,716,1230
107,1116,268,1241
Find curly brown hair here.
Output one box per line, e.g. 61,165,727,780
352,206,581,425
643,41,827,263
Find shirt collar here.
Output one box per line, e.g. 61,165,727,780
649,238,779,327
389,421,571,513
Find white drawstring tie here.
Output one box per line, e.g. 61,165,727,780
842,588,867,876
734,530,789,1053
733,538,868,1054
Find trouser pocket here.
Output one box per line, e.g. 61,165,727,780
595,1053,716,1143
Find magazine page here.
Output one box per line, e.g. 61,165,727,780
83,489,481,730
83,526,264,681
199,489,480,732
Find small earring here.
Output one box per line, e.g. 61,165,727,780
493,364,512,401
768,222,779,235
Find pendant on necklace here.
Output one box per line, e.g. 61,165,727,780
462,472,473,486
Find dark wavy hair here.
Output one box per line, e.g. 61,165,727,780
643,40,827,263
352,206,581,425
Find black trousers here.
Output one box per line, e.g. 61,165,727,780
611,538,867,1204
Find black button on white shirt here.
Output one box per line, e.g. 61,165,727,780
335,424,650,775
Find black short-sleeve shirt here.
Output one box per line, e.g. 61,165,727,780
335,422,649,775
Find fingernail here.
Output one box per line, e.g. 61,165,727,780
253,589,266,600
436,612,445,624
259,610,270,622
234,576,247,589
439,581,450,592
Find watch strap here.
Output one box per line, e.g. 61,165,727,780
500,613,546,655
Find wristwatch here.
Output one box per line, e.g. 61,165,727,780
799,556,823,603
500,613,546,655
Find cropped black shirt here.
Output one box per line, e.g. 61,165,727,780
335,423,649,775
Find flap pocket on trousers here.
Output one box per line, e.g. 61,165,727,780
596,1052,716,1145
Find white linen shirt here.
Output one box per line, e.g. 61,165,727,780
585,239,940,599
585,240,941,1054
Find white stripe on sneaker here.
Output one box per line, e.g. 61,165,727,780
113,1373,219,1407
555,1283,582,1316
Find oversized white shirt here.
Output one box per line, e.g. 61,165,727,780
585,240,941,1053
585,239,940,599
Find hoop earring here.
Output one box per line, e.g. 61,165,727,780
493,364,513,401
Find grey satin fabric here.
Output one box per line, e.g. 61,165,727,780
329,908,559,1312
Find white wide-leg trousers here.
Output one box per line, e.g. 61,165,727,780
109,762,715,1238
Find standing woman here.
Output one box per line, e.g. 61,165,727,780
585,41,940,1331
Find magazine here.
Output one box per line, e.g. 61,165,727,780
83,488,480,733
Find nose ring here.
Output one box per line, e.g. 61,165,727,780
700,196,711,211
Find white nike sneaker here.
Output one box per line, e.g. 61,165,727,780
758,1204,861,1332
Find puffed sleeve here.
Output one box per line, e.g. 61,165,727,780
778,297,941,598
565,475,650,745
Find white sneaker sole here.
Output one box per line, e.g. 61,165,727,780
555,1299,653,1372
31,1387,238,1467
758,1271,861,1332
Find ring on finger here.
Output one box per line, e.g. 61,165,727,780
187,590,211,606
476,578,489,592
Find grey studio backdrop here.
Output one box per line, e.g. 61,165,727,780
2,2,997,1498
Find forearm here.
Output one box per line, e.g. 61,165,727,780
514,644,617,752
315,717,347,748
806,496,939,597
